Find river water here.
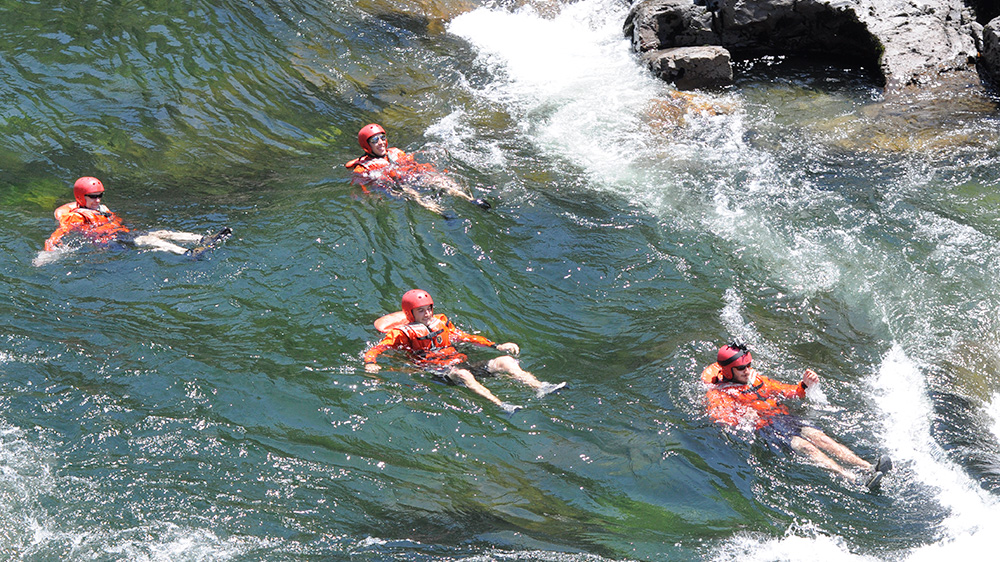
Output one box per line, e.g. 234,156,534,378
3,0,1000,560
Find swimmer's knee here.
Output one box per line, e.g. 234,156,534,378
800,426,835,446
487,356,518,372
800,426,822,439
449,368,475,385
790,436,819,455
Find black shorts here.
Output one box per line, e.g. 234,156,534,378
757,414,815,452
430,360,494,385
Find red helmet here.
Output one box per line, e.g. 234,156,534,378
73,176,104,207
401,289,433,322
358,123,386,154
717,340,752,380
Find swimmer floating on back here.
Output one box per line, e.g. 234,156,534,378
364,289,565,414
702,339,892,491
42,177,231,259
346,124,491,217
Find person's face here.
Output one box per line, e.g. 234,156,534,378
84,191,104,210
411,304,434,325
367,133,388,157
731,363,751,383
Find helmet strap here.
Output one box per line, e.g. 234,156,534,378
718,348,746,367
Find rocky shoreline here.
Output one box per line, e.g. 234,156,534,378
624,0,1000,97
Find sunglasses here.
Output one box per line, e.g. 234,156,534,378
85,193,105,199
733,363,751,371
369,134,387,143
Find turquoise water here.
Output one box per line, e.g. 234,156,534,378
3,0,1000,560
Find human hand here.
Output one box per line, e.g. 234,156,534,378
802,369,820,388
365,363,380,373
496,342,520,356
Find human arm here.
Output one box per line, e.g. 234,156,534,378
495,342,519,355
450,325,518,355
44,212,87,250
756,372,808,399
448,321,501,349
363,331,409,372
705,387,744,426
801,369,819,390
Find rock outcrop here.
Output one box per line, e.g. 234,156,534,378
640,45,733,90
624,0,987,93
982,17,1000,87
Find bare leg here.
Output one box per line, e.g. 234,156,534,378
790,435,855,479
447,367,506,407
800,427,874,470
486,356,543,389
131,234,189,255
424,174,490,209
145,230,202,243
423,174,475,202
398,185,447,216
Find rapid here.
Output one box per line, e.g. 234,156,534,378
2,0,1000,560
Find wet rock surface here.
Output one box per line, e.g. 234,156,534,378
624,0,991,94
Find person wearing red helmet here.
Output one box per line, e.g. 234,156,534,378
364,289,565,414
702,339,892,490
345,123,491,216
44,177,128,251
42,176,231,257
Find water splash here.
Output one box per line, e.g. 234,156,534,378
870,346,1000,559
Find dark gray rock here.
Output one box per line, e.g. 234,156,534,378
642,46,733,89
982,17,1000,87
624,0,983,93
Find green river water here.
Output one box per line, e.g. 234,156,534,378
3,1,1000,560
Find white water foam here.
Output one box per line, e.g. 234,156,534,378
447,0,847,303
447,0,721,193
870,346,999,560
0,421,55,557
987,392,1000,443
708,522,878,562
0,417,266,559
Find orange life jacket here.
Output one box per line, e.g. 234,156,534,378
364,313,495,367
44,204,129,251
346,147,435,183
701,362,806,429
